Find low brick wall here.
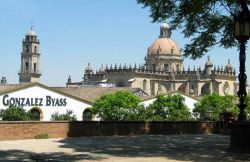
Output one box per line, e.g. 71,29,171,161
0,121,219,140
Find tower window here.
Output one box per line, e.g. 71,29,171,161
25,62,29,71
143,79,147,91
26,45,29,53
152,64,156,70
164,64,169,71
34,63,37,73
176,64,180,71
34,46,37,53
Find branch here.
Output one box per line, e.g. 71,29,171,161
220,0,233,15
240,0,249,12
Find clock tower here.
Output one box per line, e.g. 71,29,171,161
18,27,41,83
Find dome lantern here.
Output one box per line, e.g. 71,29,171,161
159,22,170,38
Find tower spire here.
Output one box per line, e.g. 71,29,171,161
31,21,34,31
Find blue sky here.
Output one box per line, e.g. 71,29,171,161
0,0,249,86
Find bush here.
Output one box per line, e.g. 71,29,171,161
34,133,49,139
92,91,141,121
0,106,31,121
193,93,238,121
51,110,77,121
146,94,192,121
0,109,3,120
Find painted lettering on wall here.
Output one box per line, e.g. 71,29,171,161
2,95,67,107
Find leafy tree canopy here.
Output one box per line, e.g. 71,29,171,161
92,91,141,121
51,110,77,121
244,95,250,120
137,0,249,59
193,93,238,121
147,94,192,121
0,106,31,121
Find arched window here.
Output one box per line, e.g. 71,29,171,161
201,83,210,96
143,79,147,91
30,108,43,121
34,46,37,53
83,109,92,121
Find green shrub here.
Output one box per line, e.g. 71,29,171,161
92,91,141,121
1,106,31,121
146,94,192,121
193,93,238,121
34,133,48,139
51,110,77,121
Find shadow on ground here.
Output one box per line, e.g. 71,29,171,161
0,149,104,162
58,134,250,162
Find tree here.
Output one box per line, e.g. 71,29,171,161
92,91,141,121
244,95,250,120
193,93,238,121
147,94,192,121
137,0,249,59
0,106,31,121
51,110,77,121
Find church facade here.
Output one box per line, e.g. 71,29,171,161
67,23,237,97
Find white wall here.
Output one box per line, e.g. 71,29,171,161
0,86,92,121
140,93,198,113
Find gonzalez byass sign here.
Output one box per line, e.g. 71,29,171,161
2,95,67,107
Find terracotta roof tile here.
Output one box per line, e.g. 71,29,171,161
53,86,143,103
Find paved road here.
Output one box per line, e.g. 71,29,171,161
0,134,249,162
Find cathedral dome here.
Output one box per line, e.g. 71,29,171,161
26,30,36,36
149,38,180,55
148,22,181,56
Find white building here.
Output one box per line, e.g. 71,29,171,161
0,83,92,121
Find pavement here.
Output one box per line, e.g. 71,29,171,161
0,134,249,162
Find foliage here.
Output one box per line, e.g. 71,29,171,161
146,94,192,121
0,109,3,120
244,95,250,120
34,133,49,139
51,110,77,121
92,91,141,121
137,0,249,59
0,106,31,121
193,93,238,121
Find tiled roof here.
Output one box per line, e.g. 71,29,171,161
0,83,92,104
140,91,201,101
0,84,26,93
53,86,144,103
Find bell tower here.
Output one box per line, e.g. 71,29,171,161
18,27,41,83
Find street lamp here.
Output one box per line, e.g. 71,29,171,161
234,5,250,122
229,1,250,153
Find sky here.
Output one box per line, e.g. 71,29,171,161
0,0,249,87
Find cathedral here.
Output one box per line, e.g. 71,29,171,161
0,24,239,121
66,23,237,97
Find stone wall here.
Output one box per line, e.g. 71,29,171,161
0,121,219,140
